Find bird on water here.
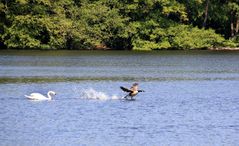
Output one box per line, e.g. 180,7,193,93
120,83,144,100
25,91,56,100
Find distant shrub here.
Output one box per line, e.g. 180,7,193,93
230,35,239,47
132,24,236,50
167,25,225,49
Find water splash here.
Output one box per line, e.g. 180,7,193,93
80,88,120,100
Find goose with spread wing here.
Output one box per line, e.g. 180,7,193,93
120,83,144,100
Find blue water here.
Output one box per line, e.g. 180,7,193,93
0,50,239,145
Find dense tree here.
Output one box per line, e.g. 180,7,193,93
0,0,74,49
0,0,238,50
228,0,239,38
70,1,128,49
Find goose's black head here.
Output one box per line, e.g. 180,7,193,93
133,83,138,86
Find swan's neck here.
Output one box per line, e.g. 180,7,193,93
47,92,53,100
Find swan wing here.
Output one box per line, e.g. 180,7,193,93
27,93,48,100
30,93,43,97
25,95,33,99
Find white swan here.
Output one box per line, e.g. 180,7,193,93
25,91,56,100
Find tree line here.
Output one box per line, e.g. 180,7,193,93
0,0,239,50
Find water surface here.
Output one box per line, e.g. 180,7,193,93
0,50,239,145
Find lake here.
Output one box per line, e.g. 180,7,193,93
0,50,239,146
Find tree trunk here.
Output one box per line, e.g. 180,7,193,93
185,0,191,24
203,0,209,28
236,16,239,36
230,11,235,37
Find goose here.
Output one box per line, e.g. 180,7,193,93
25,91,56,100
120,83,144,100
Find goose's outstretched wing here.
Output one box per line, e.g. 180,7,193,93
120,86,132,93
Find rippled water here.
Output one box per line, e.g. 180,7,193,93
0,50,239,146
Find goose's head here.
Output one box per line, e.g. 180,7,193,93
133,83,138,86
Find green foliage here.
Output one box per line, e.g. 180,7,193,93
167,25,226,49
229,35,239,47
0,0,238,50
228,1,239,16
2,14,72,49
160,0,188,22
71,1,128,49
132,23,229,50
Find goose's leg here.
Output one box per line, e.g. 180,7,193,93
130,96,133,100
124,94,129,99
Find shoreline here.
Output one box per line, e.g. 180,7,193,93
209,47,239,51
1,47,239,51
